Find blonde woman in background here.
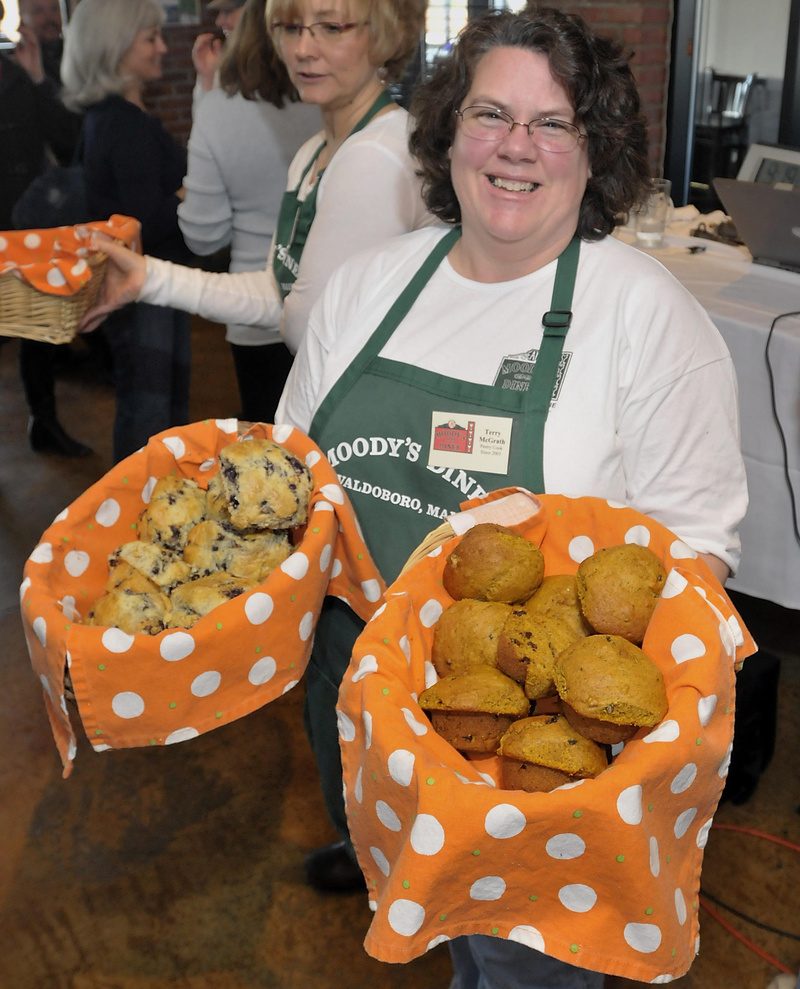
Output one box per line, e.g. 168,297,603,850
81,0,439,358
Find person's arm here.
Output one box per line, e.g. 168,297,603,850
79,236,283,333
280,122,431,353
178,100,233,256
15,26,80,163
699,553,730,586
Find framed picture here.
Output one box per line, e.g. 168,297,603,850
737,143,800,191
158,0,201,25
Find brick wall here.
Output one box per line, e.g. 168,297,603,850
146,1,672,170
144,6,217,149
535,0,673,172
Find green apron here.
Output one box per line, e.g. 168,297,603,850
309,227,581,583
303,228,580,852
271,90,395,300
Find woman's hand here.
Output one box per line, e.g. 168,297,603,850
13,25,45,84
191,32,223,92
79,236,147,334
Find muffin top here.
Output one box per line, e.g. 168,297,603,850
442,523,544,604
553,633,668,728
419,666,530,717
498,713,608,777
525,574,595,638
576,543,667,644
431,598,512,676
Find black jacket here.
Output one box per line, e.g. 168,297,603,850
0,52,80,229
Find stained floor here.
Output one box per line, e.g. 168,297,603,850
0,321,798,989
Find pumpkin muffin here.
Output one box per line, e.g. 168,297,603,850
525,574,595,639
576,543,667,644
431,599,512,676
553,633,669,744
497,608,581,700
419,666,530,753
498,713,609,792
442,523,545,604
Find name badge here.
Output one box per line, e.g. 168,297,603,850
428,411,513,475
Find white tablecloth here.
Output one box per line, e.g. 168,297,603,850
618,219,800,609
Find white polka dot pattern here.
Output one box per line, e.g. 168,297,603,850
336,492,750,981
20,421,385,775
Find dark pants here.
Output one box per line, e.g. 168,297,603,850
303,596,365,855
230,340,294,424
104,301,191,464
19,338,58,420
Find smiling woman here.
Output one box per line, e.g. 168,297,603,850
273,9,748,982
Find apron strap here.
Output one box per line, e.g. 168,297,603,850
310,226,462,440
524,234,581,491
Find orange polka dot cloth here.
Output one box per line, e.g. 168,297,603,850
21,420,385,779
338,488,756,983
0,215,140,294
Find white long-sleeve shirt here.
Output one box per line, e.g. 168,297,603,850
143,107,440,353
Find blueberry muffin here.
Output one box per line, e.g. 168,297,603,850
442,523,545,604
183,519,291,583
576,544,667,644
217,438,313,531
498,713,608,792
135,476,208,552
105,559,160,595
418,666,530,753
553,633,669,744
431,599,512,677
167,572,257,629
204,470,232,525
111,540,194,592
85,588,172,635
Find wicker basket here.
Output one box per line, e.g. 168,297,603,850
400,521,455,575
0,251,107,344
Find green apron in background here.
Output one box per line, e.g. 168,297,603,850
271,90,395,300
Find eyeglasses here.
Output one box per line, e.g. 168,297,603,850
455,105,587,154
270,20,369,43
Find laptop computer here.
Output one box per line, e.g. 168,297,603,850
713,176,800,273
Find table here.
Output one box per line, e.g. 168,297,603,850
618,224,800,609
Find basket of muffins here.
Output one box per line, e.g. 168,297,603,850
336,488,756,981
21,420,384,777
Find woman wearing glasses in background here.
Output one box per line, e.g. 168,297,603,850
275,3,747,965
82,0,438,356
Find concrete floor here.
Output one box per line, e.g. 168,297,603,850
0,320,798,989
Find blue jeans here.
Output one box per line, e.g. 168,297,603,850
448,935,604,989
105,301,191,463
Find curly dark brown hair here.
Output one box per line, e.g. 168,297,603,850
409,5,651,240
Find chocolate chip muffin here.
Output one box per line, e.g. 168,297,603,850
496,609,580,701
498,713,609,792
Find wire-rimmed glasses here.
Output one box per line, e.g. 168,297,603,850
270,20,369,43
455,105,587,153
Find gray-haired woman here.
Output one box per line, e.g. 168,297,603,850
62,0,192,463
